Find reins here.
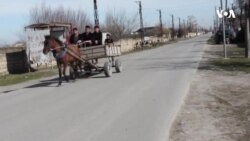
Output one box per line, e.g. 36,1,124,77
49,46,66,51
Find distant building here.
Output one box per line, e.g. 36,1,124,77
132,26,158,36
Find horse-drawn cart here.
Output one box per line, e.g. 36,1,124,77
42,29,122,85
70,44,122,78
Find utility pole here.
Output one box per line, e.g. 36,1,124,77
178,17,181,30
220,0,223,11
213,15,216,32
177,17,181,37
93,0,99,26
225,0,228,10
245,0,250,58
157,9,163,37
136,1,145,43
170,14,175,39
183,19,186,38
220,0,223,24
214,6,218,32
225,0,228,34
222,9,227,58
221,0,227,58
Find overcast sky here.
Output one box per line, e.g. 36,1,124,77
0,0,234,44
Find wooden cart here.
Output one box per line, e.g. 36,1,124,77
77,44,122,77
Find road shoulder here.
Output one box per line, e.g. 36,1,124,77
169,44,250,141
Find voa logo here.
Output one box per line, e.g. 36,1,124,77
216,9,236,19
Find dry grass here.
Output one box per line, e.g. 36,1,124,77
0,69,57,86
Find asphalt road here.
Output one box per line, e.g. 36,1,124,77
0,34,210,141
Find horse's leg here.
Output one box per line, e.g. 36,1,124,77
63,63,69,82
58,63,62,86
78,60,82,73
69,62,76,80
73,61,79,78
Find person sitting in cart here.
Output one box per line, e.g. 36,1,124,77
69,27,79,44
105,34,114,45
79,25,93,47
90,25,103,64
92,25,103,46
105,34,116,65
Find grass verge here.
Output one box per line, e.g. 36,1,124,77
207,35,216,45
0,69,57,86
212,58,250,73
209,42,250,73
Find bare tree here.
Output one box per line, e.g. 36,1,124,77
234,0,245,28
154,23,171,37
231,0,248,43
103,10,138,41
29,2,91,32
187,16,198,32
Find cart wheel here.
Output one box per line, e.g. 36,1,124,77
115,59,122,73
84,65,92,75
104,62,112,77
69,67,76,80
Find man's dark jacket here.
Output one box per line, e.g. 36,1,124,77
92,32,103,46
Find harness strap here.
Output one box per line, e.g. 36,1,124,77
50,46,65,51
55,50,67,60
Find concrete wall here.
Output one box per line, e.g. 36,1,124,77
115,36,171,53
115,39,139,53
0,53,7,75
187,32,199,38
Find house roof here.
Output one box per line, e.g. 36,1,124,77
25,22,72,29
135,26,157,32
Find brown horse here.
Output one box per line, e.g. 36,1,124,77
43,36,81,86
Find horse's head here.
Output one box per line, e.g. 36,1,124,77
43,36,63,55
43,36,52,55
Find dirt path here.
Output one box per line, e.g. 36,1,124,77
169,44,250,141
